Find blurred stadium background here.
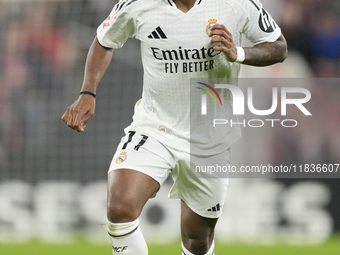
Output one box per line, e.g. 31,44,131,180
1,0,340,254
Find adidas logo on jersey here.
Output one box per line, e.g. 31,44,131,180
148,26,167,39
207,203,221,212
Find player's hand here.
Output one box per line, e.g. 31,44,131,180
61,94,96,132
209,24,237,62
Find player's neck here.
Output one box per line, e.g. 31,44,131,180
173,0,197,13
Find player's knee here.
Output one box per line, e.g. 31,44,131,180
182,225,214,241
107,200,140,223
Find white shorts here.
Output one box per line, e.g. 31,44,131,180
108,130,230,218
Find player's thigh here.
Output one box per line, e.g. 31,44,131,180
181,200,217,245
107,130,172,222
107,168,160,222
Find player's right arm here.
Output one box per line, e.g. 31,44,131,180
61,37,113,132
62,1,137,132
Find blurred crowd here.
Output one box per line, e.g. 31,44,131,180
0,0,339,179
263,0,340,166
279,0,340,77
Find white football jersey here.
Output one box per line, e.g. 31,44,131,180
97,0,281,154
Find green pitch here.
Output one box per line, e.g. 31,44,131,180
1,237,340,255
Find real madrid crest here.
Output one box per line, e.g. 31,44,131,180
206,17,218,37
115,151,127,164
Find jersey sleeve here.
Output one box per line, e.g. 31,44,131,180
237,0,281,45
96,0,138,49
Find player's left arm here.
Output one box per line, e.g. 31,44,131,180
209,24,287,66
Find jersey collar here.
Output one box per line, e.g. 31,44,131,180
167,0,203,8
